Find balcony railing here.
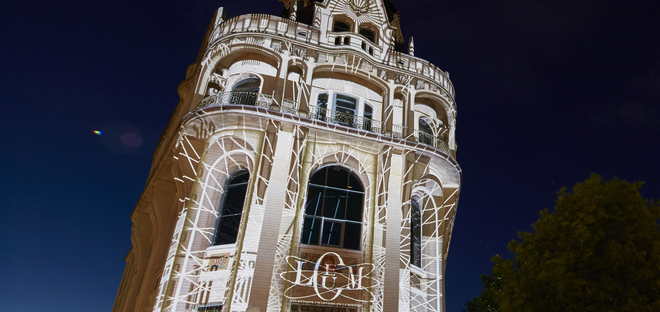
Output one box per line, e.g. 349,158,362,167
194,96,450,155
414,130,450,155
204,14,454,99
308,106,384,133
197,92,273,110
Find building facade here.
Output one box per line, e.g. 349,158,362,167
113,1,462,311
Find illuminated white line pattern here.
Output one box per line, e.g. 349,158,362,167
124,2,462,312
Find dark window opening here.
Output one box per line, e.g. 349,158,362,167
316,93,328,121
198,305,223,312
334,94,357,127
411,200,422,267
333,21,351,32
361,41,367,50
232,77,260,93
213,171,249,245
363,103,373,131
419,119,434,145
335,37,341,45
231,77,260,105
301,166,364,250
359,29,376,43
343,37,350,45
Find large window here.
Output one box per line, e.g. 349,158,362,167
411,200,422,267
213,170,249,246
301,166,364,250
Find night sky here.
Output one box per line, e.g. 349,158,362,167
2,0,659,311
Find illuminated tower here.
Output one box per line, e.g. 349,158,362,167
113,1,461,312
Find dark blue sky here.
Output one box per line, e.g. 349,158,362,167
2,0,659,311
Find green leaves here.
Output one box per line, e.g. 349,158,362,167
466,174,660,312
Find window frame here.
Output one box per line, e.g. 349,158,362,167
410,199,422,268
212,170,250,246
301,166,364,251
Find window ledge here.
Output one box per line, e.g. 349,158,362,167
299,244,363,256
205,244,237,257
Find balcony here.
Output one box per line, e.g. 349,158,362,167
197,91,274,110
194,94,450,156
204,14,454,99
414,130,450,155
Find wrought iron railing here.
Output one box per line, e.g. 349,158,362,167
308,106,385,133
281,99,298,115
197,92,273,110
414,130,450,154
193,98,451,156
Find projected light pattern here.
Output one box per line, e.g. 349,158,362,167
130,1,461,312
146,101,458,312
281,252,379,302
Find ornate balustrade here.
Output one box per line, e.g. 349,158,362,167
205,13,455,99
308,106,384,134
384,51,455,99
194,96,450,156
208,14,320,48
197,92,273,110
413,130,450,154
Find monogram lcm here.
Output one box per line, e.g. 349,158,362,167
112,1,462,311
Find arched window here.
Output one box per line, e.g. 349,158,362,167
411,199,422,267
359,28,376,43
213,170,249,245
333,20,351,32
232,77,260,92
419,118,434,145
301,166,364,250
231,77,260,105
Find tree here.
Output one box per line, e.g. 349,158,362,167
483,174,660,312
462,273,502,312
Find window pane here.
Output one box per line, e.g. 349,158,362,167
333,21,350,32
348,174,362,192
343,223,361,250
345,192,363,221
322,188,346,219
419,119,432,133
302,217,321,245
335,94,357,112
411,201,422,267
229,172,249,185
322,221,342,246
232,77,260,92
301,166,365,251
222,184,247,215
214,215,241,245
326,167,349,189
304,186,324,216
214,170,249,246
359,29,375,43
419,119,434,145
309,167,327,185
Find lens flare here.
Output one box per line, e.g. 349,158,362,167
93,130,103,135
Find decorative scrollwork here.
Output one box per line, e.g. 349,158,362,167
349,0,371,16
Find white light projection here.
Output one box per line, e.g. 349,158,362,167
281,252,379,302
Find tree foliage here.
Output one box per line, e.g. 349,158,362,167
470,174,660,312
463,273,502,312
